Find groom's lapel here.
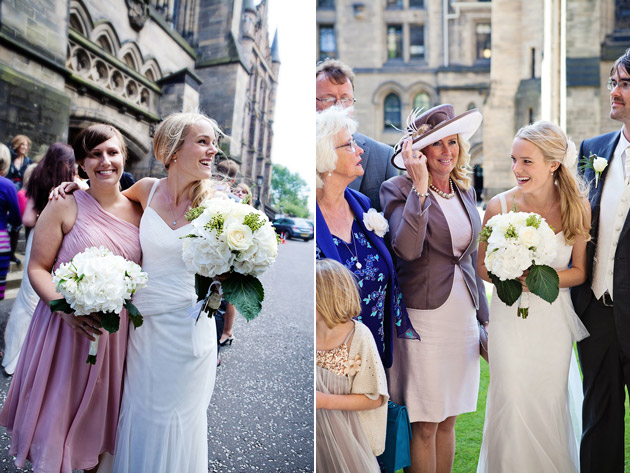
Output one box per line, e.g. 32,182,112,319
591,131,620,208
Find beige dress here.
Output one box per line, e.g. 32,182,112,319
316,321,388,473
388,190,480,423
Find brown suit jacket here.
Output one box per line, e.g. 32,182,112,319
380,175,489,323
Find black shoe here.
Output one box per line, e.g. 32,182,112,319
10,256,21,266
218,335,234,347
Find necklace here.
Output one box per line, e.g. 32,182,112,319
430,178,455,199
336,228,362,270
319,202,363,269
164,187,189,226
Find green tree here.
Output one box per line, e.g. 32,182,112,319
270,164,310,217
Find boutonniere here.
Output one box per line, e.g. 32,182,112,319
363,208,389,237
579,152,608,188
343,354,362,376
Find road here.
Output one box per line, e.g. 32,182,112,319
0,238,314,472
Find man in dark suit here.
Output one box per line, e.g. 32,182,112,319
571,48,630,473
316,59,398,211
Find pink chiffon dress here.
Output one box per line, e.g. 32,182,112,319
0,190,141,473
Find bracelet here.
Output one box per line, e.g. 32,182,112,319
411,184,429,198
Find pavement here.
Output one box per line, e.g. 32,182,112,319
0,238,315,472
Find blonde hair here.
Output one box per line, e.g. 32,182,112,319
316,106,358,189
153,111,225,208
420,135,472,191
316,259,362,329
515,120,590,244
22,162,38,189
0,144,11,176
11,135,31,154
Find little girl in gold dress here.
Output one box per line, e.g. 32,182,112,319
315,258,389,473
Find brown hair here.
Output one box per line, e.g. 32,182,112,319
316,259,361,329
73,124,127,179
316,58,355,88
216,159,240,179
610,47,630,76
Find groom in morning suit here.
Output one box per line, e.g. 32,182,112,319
316,59,398,211
571,48,630,473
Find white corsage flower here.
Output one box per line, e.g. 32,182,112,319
363,208,389,237
579,152,608,188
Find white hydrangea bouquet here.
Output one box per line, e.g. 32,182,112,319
181,197,279,321
50,246,148,364
479,211,559,318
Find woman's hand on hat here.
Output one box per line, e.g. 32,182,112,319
402,138,428,192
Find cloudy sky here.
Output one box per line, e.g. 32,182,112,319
266,0,315,212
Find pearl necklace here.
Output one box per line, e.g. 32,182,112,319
430,179,455,199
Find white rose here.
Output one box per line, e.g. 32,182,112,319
363,208,389,237
593,156,608,173
225,222,254,252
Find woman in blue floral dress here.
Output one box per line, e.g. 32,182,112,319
315,106,419,368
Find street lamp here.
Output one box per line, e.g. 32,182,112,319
255,175,263,210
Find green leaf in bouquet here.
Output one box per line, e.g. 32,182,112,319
100,312,120,333
124,301,144,329
222,273,265,322
49,298,73,314
478,225,492,244
195,274,214,303
525,264,559,304
489,273,522,306
185,206,205,221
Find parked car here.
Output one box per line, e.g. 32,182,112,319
272,217,314,241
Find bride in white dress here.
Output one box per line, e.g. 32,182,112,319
476,121,591,473
99,112,220,473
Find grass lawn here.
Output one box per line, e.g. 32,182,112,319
450,282,630,471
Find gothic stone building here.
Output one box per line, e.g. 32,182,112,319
0,0,279,205
318,0,629,201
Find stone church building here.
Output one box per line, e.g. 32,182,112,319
317,0,629,201
0,0,279,207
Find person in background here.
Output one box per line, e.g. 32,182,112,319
16,163,37,242
6,135,32,266
316,59,398,211
316,258,388,473
381,104,487,473
0,144,20,300
2,143,76,376
234,182,252,205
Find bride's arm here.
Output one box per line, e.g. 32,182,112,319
477,196,502,284
122,177,157,209
316,391,384,411
558,213,590,289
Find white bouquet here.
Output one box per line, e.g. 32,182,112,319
50,246,148,364
181,197,279,321
479,211,559,318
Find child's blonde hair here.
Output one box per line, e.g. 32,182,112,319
316,259,361,329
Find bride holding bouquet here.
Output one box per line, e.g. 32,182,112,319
476,121,591,473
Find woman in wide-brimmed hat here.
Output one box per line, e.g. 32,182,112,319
381,104,488,473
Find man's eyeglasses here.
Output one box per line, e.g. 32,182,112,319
607,78,630,91
335,138,357,153
316,97,357,107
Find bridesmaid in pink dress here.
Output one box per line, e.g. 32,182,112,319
0,124,142,473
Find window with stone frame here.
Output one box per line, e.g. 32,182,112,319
409,24,425,60
409,0,424,7
319,25,337,60
476,23,492,61
414,92,431,111
386,0,403,8
616,0,630,30
387,25,403,59
317,0,335,8
384,93,402,129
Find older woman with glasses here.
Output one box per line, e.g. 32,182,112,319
316,106,418,369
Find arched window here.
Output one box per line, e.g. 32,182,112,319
384,93,401,129
413,92,430,111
